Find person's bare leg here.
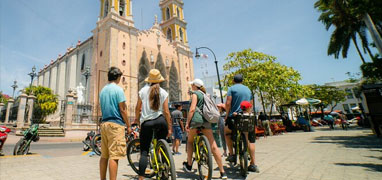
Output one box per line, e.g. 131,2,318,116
186,129,197,165
224,126,234,155
108,159,119,180
202,129,225,173
244,132,256,165
99,157,108,180
175,139,180,153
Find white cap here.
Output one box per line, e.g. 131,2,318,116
189,79,204,87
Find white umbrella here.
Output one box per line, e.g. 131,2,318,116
351,106,360,111
296,98,309,105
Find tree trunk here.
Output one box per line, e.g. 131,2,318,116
352,36,366,64
357,31,375,61
259,90,267,119
320,105,325,120
251,90,257,115
269,100,274,121
330,102,338,113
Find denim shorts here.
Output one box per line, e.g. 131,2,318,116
173,126,182,140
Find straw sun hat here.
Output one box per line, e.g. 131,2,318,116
145,69,165,83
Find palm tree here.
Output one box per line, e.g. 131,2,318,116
315,0,367,63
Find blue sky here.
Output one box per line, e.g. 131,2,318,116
0,0,371,96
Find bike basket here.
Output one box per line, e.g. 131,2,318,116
235,115,255,132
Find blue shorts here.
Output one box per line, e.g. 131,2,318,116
172,126,182,140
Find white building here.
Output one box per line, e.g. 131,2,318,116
324,80,367,114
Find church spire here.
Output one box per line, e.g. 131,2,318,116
159,0,188,44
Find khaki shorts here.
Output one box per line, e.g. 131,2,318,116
100,122,126,160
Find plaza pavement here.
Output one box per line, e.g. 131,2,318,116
1,126,381,180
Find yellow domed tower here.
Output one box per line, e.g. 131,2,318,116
159,0,194,101
159,0,188,44
100,0,132,20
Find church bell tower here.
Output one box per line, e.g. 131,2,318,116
90,0,138,115
100,0,132,20
159,0,188,45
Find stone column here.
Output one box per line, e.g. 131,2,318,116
26,95,36,125
16,93,28,128
65,90,75,129
5,99,14,124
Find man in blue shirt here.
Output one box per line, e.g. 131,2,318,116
224,74,259,173
99,67,131,180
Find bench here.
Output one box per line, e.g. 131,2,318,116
270,123,286,135
255,126,266,139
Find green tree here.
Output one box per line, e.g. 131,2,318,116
25,86,58,123
309,84,347,115
223,49,302,118
315,0,366,63
314,0,382,63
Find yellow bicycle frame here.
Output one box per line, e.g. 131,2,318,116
151,138,171,175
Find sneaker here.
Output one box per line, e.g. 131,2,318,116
183,162,192,172
220,172,228,179
248,164,260,173
175,152,182,155
225,155,235,163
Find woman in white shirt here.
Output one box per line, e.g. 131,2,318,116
134,69,172,180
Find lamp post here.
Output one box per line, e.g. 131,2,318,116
28,66,37,88
195,47,224,103
82,66,91,105
11,80,18,98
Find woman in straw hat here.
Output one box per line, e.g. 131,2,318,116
183,79,228,179
134,69,172,180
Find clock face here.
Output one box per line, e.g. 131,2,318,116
156,31,161,36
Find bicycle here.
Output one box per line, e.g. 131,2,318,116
126,128,176,180
229,114,255,177
188,127,213,180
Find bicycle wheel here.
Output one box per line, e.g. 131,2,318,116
91,134,102,156
157,139,176,180
13,138,28,155
238,133,248,177
197,135,213,180
126,139,155,178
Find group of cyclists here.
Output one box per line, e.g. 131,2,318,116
99,67,259,180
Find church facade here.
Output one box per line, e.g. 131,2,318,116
36,0,194,126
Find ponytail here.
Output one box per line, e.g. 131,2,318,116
198,86,207,94
149,83,160,111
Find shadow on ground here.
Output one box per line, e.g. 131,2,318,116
335,163,382,172
311,131,382,149
365,156,382,161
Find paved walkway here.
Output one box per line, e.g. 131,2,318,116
1,126,381,180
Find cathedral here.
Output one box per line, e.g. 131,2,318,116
35,0,194,125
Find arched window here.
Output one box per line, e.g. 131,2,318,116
166,7,170,20
119,0,125,16
179,28,183,42
104,0,109,18
177,8,180,17
167,28,172,42
81,54,85,70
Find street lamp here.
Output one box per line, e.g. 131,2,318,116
195,47,224,103
82,66,91,105
11,80,18,98
28,65,37,88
